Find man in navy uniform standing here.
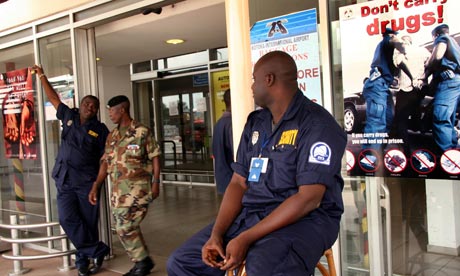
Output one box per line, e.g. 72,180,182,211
212,89,234,195
418,24,460,152
167,51,346,275
362,28,406,150
33,65,109,276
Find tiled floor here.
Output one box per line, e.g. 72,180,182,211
110,184,221,275
1,183,460,276
1,184,220,276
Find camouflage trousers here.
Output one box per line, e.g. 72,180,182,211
112,204,149,262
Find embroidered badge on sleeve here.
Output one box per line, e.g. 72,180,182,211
308,142,331,165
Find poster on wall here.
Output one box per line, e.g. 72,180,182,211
211,70,230,123
250,9,322,104
340,0,460,179
0,67,37,159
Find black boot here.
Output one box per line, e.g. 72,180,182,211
123,256,155,276
77,266,89,276
89,254,105,274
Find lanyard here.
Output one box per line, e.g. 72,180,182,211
258,133,270,158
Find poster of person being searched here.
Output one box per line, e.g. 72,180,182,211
0,67,37,159
340,0,460,179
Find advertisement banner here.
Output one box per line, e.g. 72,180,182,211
0,67,37,159
211,70,230,123
340,0,460,179
250,9,322,104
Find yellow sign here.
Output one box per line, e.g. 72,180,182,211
211,70,230,123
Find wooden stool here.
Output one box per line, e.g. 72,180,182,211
316,249,337,276
226,249,336,276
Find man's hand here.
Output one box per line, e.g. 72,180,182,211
202,235,226,268
151,182,160,200
88,184,99,205
220,235,249,271
413,79,427,90
31,64,44,76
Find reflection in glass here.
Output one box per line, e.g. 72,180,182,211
38,31,73,225
0,42,48,236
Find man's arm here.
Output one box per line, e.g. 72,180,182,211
202,173,246,268
390,36,407,55
32,65,61,109
396,56,414,82
220,183,325,271
88,161,108,205
421,41,447,80
151,156,161,199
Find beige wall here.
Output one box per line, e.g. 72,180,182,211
0,0,94,32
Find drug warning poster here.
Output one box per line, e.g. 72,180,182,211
1,67,37,159
340,0,460,179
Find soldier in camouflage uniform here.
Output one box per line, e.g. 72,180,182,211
89,95,161,276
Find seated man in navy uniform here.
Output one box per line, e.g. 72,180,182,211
33,65,110,276
167,51,346,275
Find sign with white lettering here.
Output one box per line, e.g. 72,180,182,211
0,67,37,159
250,9,322,105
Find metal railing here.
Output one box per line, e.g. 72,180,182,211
0,214,75,276
161,169,215,188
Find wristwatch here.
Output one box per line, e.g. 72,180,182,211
152,179,161,184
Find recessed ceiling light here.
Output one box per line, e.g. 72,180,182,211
166,39,185,45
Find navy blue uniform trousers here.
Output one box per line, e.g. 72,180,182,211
57,177,109,268
167,209,339,276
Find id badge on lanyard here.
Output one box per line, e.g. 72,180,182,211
248,133,269,182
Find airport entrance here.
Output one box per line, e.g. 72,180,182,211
159,88,212,171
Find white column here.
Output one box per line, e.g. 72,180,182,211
426,179,460,256
366,177,386,275
224,0,254,157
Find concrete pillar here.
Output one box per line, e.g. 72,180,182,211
426,179,460,256
224,0,254,156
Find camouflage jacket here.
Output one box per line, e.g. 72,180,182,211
103,119,160,207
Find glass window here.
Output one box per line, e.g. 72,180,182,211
38,31,73,223
329,1,460,275
162,50,209,69
210,47,228,61
0,42,48,232
132,60,152,73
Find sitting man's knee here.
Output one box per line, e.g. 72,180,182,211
166,251,178,273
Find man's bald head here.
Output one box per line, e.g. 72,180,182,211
254,51,298,91
251,51,298,108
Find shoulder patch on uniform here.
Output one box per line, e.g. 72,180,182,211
251,131,259,145
308,142,331,165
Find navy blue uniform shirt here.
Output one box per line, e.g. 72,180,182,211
435,34,460,76
52,103,109,186
212,111,233,194
232,90,346,219
369,35,398,83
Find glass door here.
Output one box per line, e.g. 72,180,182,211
160,90,212,171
